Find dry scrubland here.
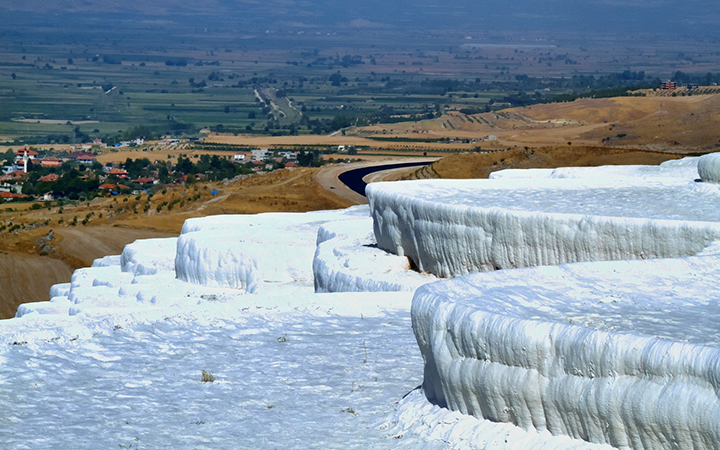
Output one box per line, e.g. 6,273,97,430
3,92,718,317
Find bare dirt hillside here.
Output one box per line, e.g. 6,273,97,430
0,253,73,319
349,92,720,154
401,146,686,180
182,92,720,156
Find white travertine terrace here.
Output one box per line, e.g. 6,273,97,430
411,255,720,449
698,152,720,183
367,172,720,278
313,217,438,292
175,207,368,292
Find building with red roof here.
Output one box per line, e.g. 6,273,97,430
98,183,130,191
39,174,60,182
67,152,96,164
132,177,157,185
0,191,29,201
40,157,63,167
0,170,28,182
14,148,38,160
106,168,129,178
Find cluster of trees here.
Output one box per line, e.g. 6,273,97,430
22,164,103,199
307,55,364,69
296,150,323,167
175,155,255,181
671,71,720,86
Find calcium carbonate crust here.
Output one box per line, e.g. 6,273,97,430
395,389,613,450
175,208,370,293
367,181,720,278
490,157,701,182
412,264,720,450
313,218,438,292
698,153,720,183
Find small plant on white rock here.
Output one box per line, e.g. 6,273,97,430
201,370,215,383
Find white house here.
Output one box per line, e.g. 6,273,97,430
251,148,271,161
233,153,247,162
279,151,297,161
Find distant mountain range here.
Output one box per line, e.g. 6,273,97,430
1,0,719,38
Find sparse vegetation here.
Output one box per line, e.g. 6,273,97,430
201,370,216,383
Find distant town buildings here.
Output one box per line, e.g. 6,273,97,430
38,174,60,182
278,151,297,161
0,140,341,203
251,148,271,161
105,168,129,178
14,148,37,161
0,191,29,201
39,157,63,167
67,152,96,164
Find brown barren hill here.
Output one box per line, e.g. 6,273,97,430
404,146,687,180
0,253,73,319
519,95,720,152
346,91,720,154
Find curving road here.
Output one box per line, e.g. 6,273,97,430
339,161,432,196
315,158,435,204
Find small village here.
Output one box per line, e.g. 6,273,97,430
0,141,330,203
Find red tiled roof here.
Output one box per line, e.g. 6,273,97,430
0,191,29,199
68,152,95,160
39,174,60,182
0,171,27,181
132,177,156,184
99,183,130,190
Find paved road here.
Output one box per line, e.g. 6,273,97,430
315,158,436,204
